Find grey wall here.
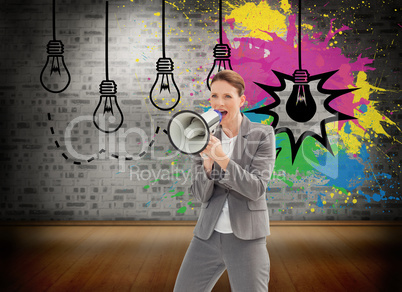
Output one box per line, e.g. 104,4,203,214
0,0,401,221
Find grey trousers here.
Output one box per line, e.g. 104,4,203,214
174,231,270,292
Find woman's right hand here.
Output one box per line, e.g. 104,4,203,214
200,151,214,174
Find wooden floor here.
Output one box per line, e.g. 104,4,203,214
0,224,401,292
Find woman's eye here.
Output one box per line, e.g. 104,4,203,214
211,95,217,98
225,95,232,98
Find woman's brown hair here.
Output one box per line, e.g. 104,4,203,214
210,70,245,96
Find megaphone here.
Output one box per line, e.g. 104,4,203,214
167,109,222,154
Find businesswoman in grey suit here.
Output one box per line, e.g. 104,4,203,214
174,70,276,291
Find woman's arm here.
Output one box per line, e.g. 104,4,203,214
215,126,276,201
189,154,216,203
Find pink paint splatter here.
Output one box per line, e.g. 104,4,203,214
223,15,374,129
226,18,235,30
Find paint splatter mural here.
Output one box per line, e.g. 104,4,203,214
1,0,399,221
132,0,401,218
216,0,401,216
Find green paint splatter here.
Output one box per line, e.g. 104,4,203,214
171,191,185,198
177,206,187,213
333,186,348,195
144,185,150,189
274,135,325,176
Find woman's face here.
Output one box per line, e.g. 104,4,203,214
210,80,246,129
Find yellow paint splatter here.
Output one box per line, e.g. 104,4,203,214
280,0,292,14
339,71,402,154
302,23,314,31
311,208,315,212
226,1,288,41
154,12,160,16
261,118,271,125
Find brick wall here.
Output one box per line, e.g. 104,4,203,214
0,0,400,221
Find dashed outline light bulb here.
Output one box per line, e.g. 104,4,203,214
93,80,124,133
40,40,71,93
149,57,181,111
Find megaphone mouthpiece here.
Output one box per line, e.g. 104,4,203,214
183,119,205,139
167,109,223,154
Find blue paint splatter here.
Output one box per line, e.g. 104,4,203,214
359,104,368,113
319,147,396,203
316,194,324,207
344,122,352,134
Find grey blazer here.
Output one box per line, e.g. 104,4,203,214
191,113,276,240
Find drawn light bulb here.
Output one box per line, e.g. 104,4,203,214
40,41,71,94
206,44,233,90
40,0,70,93
93,1,124,134
93,80,124,133
150,58,180,111
206,0,233,90
149,0,181,111
285,69,316,123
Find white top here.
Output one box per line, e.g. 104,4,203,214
214,130,237,234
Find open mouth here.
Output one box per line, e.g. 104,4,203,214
219,110,228,118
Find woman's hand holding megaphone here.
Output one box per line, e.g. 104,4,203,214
200,136,215,174
201,135,230,172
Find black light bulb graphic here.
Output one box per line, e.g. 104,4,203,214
150,58,180,111
40,0,71,93
206,0,233,90
206,44,233,90
285,0,316,123
93,80,124,133
286,70,316,122
92,1,124,133
149,0,180,111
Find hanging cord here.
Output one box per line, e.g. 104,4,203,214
219,0,223,44
298,0,302,70
162,0,166,58
52,0,56,40
105,1,109,81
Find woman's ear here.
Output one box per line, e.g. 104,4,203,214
240,94,246,107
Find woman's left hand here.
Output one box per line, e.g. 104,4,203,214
202,136,229,169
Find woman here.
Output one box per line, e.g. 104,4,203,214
174,70,276,291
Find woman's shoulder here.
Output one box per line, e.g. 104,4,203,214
241,114,274,140
248,121,274,135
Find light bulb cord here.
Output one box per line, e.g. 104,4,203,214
162,0,166,58
105,1,109,81
298,0,302,70
52,0,56,40
219,0,223,44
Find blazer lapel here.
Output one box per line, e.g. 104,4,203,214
213,113,251,167
213,126,223,173
231,113,250,165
